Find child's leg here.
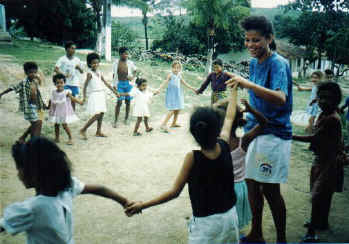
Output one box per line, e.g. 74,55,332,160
80,114,100,139
243,179,265,242
96,113,107,137
114,100,123,127
62,123,73,144
54,124,60,142
262,183,287,243
161,111,174,130
133,117,142,134
170,110,181,127
310,190,334,230
125,100,131,123
144,117,152,132
306,116,315,133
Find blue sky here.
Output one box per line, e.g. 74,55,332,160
112,0,293,17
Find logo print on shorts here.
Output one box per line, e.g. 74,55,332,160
259,163,272,177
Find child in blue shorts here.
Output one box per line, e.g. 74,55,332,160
112,47,137,127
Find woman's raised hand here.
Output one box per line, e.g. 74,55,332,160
225,73,253,89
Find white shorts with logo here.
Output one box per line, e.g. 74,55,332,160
245,134,291,183
187,207,239,244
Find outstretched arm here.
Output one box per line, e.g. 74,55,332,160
82,184,131,208
101,75,119,96
180,78,196,92
125,152,194,215
196,74,211,94
157,74,171,92
0,88,14,99
219,83,238,143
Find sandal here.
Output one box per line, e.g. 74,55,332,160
146,128,153,132
240,235,266,244
133,132,142,136
160,126,169,133
301,234,320,243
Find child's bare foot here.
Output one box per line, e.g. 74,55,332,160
67,139,73,145
80,129,87,140
170,124,181,128
146,127,153,132
240,235,266,243
96,132,107,137
160,126,169,133
113,122,118,128
17,137,26,144
54,138,60,143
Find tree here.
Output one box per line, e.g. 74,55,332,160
278,0,349,70
183,0,250,73
4,0,97,47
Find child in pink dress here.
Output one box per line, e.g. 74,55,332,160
48,74,82,145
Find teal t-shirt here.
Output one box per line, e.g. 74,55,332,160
244,52,293,140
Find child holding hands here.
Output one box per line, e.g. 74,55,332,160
126,84,240,244
157,60,196,133
0,137,132,243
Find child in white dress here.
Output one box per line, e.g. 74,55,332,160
129,78,159,136
0,137,132,244
80,53,118,139
48,74,82,145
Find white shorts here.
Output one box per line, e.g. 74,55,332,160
187,207,239,244
245,134,291,183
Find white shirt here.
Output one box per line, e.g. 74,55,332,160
0,177,85,244
112,59,137,86
55,56,82,87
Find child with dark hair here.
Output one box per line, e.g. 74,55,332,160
0,136,132,243
80,53,118,140
324,69,334,81
126,84,240,244
54,41,83,110
128,77,159,136
214,96,268,231
112,46,138,127
196,58,234,105
293,82,344,242
0,62,45,143
48,74,83,145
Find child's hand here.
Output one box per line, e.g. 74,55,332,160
153,89,160,95
125,201,143,217
240,99,251,112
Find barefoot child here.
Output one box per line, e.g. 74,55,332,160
80,53,118,140
126,84,240,244
112,47,137,127
293,82,344,242
0,62,46,143
214,97,268,231
48,74,83,145
0,137,132,243
157,60,196,132
129,78,159,136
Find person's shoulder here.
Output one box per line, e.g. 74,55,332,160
270,53,289,66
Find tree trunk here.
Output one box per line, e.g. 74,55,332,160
317,48,322,69
205,31,215,74
143,11,149,50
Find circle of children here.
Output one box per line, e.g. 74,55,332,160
0,15,346,244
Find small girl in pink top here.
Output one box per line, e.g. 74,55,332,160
215,98,268,231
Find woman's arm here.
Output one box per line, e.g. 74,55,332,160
292,134,314,143
220,84,238,143
125,152,194,215
226,74,286,106
0,88,14,99
82,185,131,208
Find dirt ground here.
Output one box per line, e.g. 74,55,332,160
1,59,349,244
